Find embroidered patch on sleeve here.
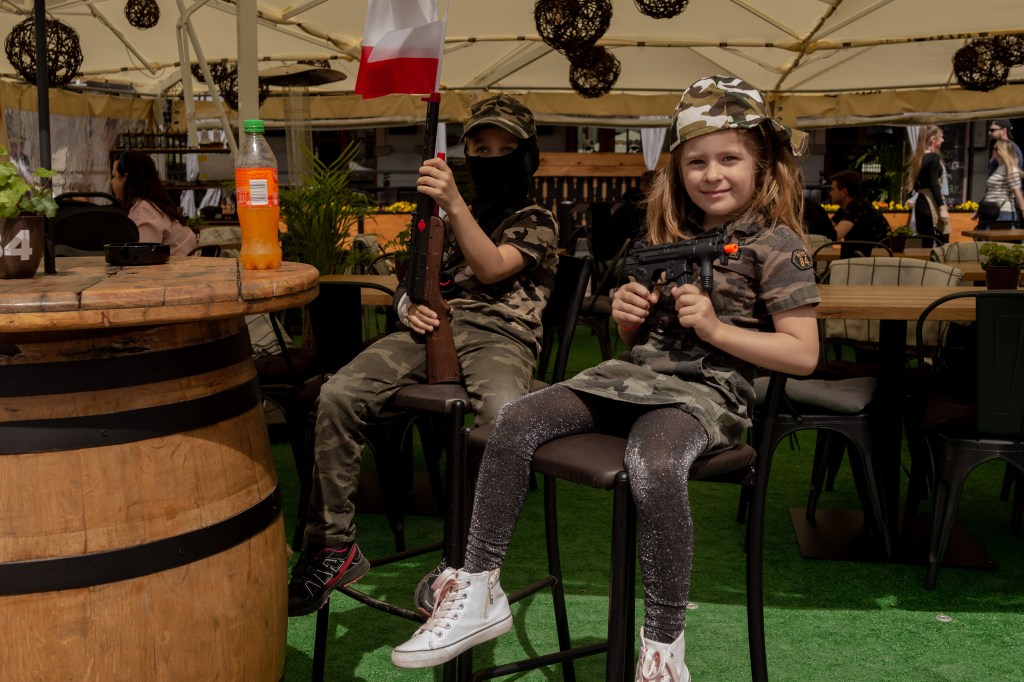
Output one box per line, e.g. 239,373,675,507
791,249,813,270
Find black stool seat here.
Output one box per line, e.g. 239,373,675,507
390,382,470,414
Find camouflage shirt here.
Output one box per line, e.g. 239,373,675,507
561,220,819,451
444,205,558,355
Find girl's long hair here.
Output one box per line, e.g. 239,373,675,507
905,125,943,195
993,139,1019,172
117,151,188,225
644,125,804,245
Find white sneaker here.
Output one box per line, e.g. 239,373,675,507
391,567,512,668
636,627,690,682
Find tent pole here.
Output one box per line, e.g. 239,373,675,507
236,0,259,130
34,0,55,274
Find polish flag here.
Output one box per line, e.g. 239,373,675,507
355,0,447,99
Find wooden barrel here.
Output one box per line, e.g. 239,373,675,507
0,317,286,681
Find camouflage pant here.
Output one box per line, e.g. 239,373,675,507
303,320,536,548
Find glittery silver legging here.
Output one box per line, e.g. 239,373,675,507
464,384,709,644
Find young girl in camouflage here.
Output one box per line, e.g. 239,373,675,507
393,76,821,681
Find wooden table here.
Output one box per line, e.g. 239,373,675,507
814,246,933,262
320,273,398,307
814,285,979,561
962,228,1024,242
0,257,317,680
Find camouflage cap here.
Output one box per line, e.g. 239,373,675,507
461,94,536,141
668,75,808,157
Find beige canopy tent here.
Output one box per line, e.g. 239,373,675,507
0,0,1021,134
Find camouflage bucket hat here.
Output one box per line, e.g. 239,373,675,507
668,75,808,157
461,94,536,141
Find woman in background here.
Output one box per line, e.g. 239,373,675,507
111,151,197,255
906,125,948,242
976,139,1024,228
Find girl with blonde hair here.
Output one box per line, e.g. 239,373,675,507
977,138,1024,227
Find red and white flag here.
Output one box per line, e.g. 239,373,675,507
355,0,447,99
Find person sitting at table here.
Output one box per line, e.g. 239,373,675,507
285,94,559,617
111,151,197,256
829,170,889,257
976,139,1024,229
802,194,836,240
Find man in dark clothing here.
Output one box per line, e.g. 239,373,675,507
829,170,890,258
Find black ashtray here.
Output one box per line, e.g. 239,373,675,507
105,242,170,266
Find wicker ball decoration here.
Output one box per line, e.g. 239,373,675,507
993,33,1024,67
633,0,689,19
4,17,83,87
216,64,270,110
534,0,612,55
124,0,160,29
952,38,1009,92
191,62,229,84
569,46,620,98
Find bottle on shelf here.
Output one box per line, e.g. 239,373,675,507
235,119,281,270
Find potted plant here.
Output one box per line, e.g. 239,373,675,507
980,242,1024,290
885,224,914,253
0,146,58,279
280,142,376,276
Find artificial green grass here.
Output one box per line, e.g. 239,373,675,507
274,323,1024,681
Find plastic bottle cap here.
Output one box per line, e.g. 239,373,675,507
243,119,265,134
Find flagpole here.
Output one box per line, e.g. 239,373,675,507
406,91,442,301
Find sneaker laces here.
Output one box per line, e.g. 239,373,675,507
429,567,457,608
638,647,679,682
419,571,469,637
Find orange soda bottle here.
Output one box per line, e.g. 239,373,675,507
235,119,281,270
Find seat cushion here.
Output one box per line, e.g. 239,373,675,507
391,383,471,414
467,427,755,490
753,376,876,414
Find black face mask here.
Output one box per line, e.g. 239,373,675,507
465,139,538,208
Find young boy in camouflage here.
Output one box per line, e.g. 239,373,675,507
287,94,558,617
392,76,821,681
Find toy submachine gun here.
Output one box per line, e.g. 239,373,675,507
624,225,739,293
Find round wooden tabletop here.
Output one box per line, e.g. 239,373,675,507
0,256,319,332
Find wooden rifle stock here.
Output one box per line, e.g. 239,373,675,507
422,215,461,384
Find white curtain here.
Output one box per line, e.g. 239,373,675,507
640,116,666,171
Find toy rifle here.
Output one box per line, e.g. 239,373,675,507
625,225,738,293
405,93,461,384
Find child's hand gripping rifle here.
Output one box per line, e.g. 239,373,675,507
624,225,739,293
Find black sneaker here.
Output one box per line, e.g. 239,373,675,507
288,544,370,617
414,560,449,615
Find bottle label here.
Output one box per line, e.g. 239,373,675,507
235,167,279,207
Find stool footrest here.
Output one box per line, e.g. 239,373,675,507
335,586,426,623
473,642,608,681
505,575,557,605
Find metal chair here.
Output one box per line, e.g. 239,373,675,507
902,290,1024,589
49,192,138,256
459,373,791,681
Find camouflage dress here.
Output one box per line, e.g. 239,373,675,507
561,220,819,452
305,205,557,547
